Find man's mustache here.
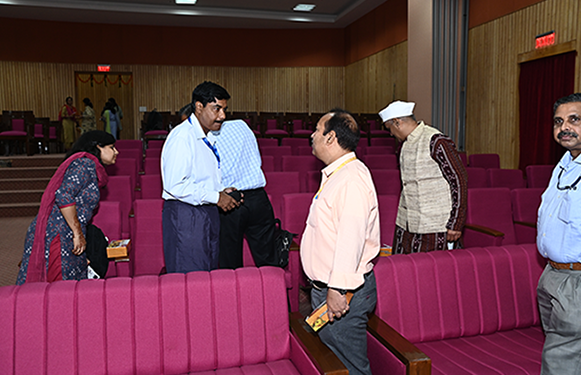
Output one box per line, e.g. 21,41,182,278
557,131,578,139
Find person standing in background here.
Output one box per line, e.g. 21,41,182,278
80,98,96,134
101,101,118,140
59,96,79,150
108,98,123,138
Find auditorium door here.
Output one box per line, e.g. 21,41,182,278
518,50,576,169
75,72,134,140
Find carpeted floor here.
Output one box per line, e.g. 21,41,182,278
0,216,33,286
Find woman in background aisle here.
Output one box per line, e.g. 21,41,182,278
16,131,118,284
80,98,96,134
59,96,79,150
101,101,119,140
108,97,123,139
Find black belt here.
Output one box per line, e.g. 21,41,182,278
309,270,373,291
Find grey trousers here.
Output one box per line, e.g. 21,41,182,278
537,264,581,375
311,271,377,375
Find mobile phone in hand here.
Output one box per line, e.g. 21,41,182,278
227,190,243,202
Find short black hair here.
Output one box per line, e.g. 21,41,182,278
82,98,93,108
64,130,116,164
554,93,581,116
322,108,360,152
179,103,193,119
192,81,230,107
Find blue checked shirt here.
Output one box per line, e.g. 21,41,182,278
213,120,266,190
537,151,581,263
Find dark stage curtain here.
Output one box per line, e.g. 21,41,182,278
518,51,576,170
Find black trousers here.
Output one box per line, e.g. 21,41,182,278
218,188,276,269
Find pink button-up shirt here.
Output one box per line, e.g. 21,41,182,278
301,152,380,290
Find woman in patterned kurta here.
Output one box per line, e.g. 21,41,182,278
80,98,97,134
59,96,79,150
16,131,118,284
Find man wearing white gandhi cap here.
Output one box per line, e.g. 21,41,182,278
379,100,468,254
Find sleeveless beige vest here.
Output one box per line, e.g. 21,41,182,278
396,122,451,234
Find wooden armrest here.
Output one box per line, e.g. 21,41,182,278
367,313,431,375
514,220,536,229
289,312,348,375
464,223,504,237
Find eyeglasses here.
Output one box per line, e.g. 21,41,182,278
557,167,581,191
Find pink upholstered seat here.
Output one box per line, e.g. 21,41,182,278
117,147,144,174
261,155,275,172
257,138,278,148
366,146,395,155
139,174,162,199
370,169,401,196
114,139,143,150
361,154,398,170
100,175,134,238
369,244,545,375
487,168,526,189
458,152,468,167
261,146,292,171
145,147,162,159
264,172,300,218
143,156,161,175
147,140,164,149
468,153,501,169
105,157,138,193
525,164,554,189
281,138,310,155
306,170,321,193
370,138,396,148
281,155,324,192
466,167,488,188
377,195,399,247
511,188,543,244
132,199,165,276
0,267,341,374
90,201,124,278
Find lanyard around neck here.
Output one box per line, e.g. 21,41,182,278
189,117,220,168
314,156,357,199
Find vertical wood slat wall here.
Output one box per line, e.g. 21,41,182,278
0,62,345,139
466,0,580,169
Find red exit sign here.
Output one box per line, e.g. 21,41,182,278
97,64,111,72
536,31,555,49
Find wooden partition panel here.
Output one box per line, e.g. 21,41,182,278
1,62,345,139
345,41,408,115
466,0,580,169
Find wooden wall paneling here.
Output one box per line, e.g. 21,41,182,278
466,0,579,169
345,41,407,115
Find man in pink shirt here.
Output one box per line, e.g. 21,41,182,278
301,108,380,375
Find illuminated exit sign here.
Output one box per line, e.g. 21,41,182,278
535,31,555,49
97,64,111,72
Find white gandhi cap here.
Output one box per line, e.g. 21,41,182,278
378,101,416,123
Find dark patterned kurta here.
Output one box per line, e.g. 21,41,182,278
393,134,468,254
16,158,101,284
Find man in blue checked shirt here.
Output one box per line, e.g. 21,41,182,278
214,119,277,268
537,93,581,375
161,82,240,273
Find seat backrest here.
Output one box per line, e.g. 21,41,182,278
100,175,133,238
362,154,398,170
281,193,313,243
115,139,143,150
281,156,324,192
281,138,309,152
117,148,144,173
132,199,165,276
261,155,275,172
370,169,401,196
260,146,291,171
374,244,545,344
306,170,321,193
0,267,290,374
370,138,396,148
34,123,44,138
105,158,138,192
458,152,468,167
468,153,501,169
90,201,122,241
378,195,399,247
525,165,554,189
11,118,25,132
145,147,162,159
264,172,300,218
465,187,517,246
143,157,161,175
147,140,164,149
466,167,488,188
511,188,544,223
365,146,395,155
357,138,368,150
266,118,278,130
139,174,162,199
257,138,278,148
487,168,526,189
